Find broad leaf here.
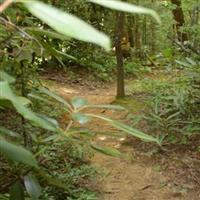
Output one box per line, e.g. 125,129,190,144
88,0,161,24
17,97,32,106
0,97,31,109
40,87,71,111
22,0,111,50
71,97,88,109
72,113,90,124
0,139,38,167
24,173,42,200
0,82,58,131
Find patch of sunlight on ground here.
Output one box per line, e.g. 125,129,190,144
98,136,107,141
59,87,78,94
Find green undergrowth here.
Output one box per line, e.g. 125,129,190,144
114,97,146,114
123,68,200,145
0,94,100,200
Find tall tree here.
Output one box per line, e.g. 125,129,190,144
171,0,188,42
134,0,141,58
127,15,134,48
115,11,125,98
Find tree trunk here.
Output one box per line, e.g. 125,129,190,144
115,11,125,98
134,0,141,58
134,15,141,58
171,0,188,42
150,0,156,54
127,16,134,48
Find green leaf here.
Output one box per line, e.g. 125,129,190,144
42,134,60,143
185,57,196,66
17,97,32,106
0,99,14,108
91,144,122,157
37,114,58,128
88,0,161,24
36,169,69,190
0,71,15,83
86,114,160,144
175,60,190,67
0,97,31,109
0,139,38,167
72,113,90,124
38,38,76,61
40,87,71,111
24,173,42,200
0,82,58,131
22,0,111,50
28,93,51,104
9,181,25,200
25,27,70,40
71,97,88,109
0,127,21,138
86,104,126,110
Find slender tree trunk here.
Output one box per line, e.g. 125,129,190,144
134,0,141,58
150,0,156,54
134,15,141,58
171,0,188,42
127,16,134,48
142,16,147,46
115,11,125,98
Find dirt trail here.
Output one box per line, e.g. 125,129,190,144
45,80,199,200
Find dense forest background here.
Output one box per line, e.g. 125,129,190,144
0,0,199,199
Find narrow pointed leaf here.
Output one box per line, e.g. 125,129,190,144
24,173,42,200
86,104,126,110
86,114,160,144
36,169,69,190
25,27,70,40
88,0,161,24
22,0,111,50
28,93,51,104
40,87,71,111
91,144,122,157
0,82,58,131
0,126,21,138
0,71,15,83
38,39,76,60
0,139,38,167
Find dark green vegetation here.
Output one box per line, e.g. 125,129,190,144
0,0,199,199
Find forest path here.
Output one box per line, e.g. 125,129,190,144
43,74,197,200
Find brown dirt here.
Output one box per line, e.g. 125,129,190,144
43,75,200,200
